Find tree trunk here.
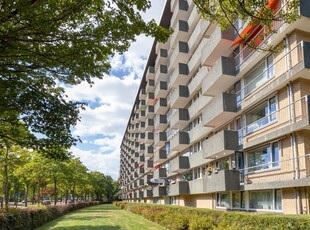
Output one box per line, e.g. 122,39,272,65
53,176,57,206
25,184,29,207
72,183,76,203
65,189,68,204
32,186,36,204
4,148,9,210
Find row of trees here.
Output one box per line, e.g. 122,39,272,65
0,146,119,210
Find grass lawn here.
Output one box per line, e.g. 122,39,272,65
36,204,166,230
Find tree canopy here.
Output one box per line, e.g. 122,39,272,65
193,0,300,49
0,0,171,156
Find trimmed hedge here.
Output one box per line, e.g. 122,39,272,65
113,202,310,230
0,201,100,230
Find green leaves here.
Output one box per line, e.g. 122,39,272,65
0,0,171,154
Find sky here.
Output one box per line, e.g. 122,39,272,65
64,0,166,179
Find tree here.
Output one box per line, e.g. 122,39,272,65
103,175,120,203
0,0,171,155
193,0,300,49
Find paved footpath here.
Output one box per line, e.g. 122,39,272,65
37,204,166,230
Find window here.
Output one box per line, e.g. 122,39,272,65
193,167,201,179
246,96,277,134
247,142,279,173
217,193,230,208
244,55,274,96
169,196,177,205
232,192,240,208
249,190,282,210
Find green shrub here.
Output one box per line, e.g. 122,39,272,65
118,203,310,230
189,216,215,230
0,201,100,230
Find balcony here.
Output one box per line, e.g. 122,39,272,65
138,156,145,164
155,65,168,82
188,66,208,96
145,118,154,131
203,130,238,159
146,66,155,81
145,105,154,119
189,150,211,169
240,155,310,190
139,88,146,100
239,41,310,111
170,156,189,173
145,145,154,158
203,170,240,193
145,132,154,145
139,110,146,121
154,149,167,164
201,26,234,66
168,181,189,196
188,123,211,145
146,92,155,105
154,98,168,115
235,1,310,74
144,174,153,185
202,92,237,128
188,19,215,51
169,20,189,50
169,63,189,89
168,41,189,71
155,48,168,68
146,79,155,93
154,115,168,130
137,191,144,198
138,144,145,154
144,160,153,171
170,131,189,152
188,96,211,119
241,96,310,149
170,108,189,130
170,0,189,28
170,85,190,108
202,56,237,97
188,178,204,194
154,167,167,178
143,189,153,198
153,186,167,197
138,167,145,175
155,81,168,99
188,38,207,74
138,132,145,142
154,131,167,147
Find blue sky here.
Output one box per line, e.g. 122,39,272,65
65,0,166,179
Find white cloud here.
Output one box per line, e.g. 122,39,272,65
67,0,166,179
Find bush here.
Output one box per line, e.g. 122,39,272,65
0,201,100,230
113,202,310,230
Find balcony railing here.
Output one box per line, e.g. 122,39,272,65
239,154,310,186
234,0,288,70
236,41,304,107
238,96,309,145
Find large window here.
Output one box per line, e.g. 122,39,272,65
244,55,274,96
217,193,230,208
247,142,279,172
249,189,282,210
246,96,277,134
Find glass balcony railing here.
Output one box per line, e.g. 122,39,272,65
236,41,303,107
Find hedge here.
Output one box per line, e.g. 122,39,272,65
0,201,100,230
113,202,310,230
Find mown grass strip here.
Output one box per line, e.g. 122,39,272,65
37,204,166,230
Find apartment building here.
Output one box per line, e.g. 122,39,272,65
119,0,310,214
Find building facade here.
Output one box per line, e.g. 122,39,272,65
119,0,310,214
